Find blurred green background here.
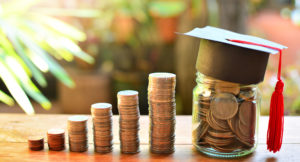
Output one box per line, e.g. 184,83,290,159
0,0,300,115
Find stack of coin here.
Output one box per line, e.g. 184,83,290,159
91,103,113,153
28,136,44,151
148,72,176,154
47,128,65,151
118,90,140,154
68,115,89,152
193,75,257,153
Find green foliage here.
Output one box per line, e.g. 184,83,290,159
0,0,95,114
149,1,186,17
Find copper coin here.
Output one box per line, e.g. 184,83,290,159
239,101,256,126
215,81,240,95
212,144,242,153
206,110,228,131
207,129,234,138
210,93,238,120
192,120,209,142
204,135,234,147
238,88,256,101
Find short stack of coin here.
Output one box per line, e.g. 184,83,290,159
28,136,44,151
47,128,65,151
68,115,89,152
118,90,140,154
193,75,257,153
148,72,176,154
91,103,113,153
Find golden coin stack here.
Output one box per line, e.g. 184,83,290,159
47,128,65,151
148,72,176,154
28,136,44,151
68,115,89,152
91,103,113,153
193,76,257,153
117,90,140,154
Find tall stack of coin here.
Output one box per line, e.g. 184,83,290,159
28,136,44,151
193,75,257,153
68,115,89,152
91,103,113,153
148,72,176,154
118,90,140,154
47,128,65,151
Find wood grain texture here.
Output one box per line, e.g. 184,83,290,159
0,114,300,161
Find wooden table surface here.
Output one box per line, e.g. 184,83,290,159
0,114,299,162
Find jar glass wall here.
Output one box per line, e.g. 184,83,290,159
192,72,260,158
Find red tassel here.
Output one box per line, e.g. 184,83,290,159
267,50,284,153
228,39,284,153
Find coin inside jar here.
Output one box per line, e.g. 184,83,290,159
210,93,238,120
239,101,256,126
215,81,240,95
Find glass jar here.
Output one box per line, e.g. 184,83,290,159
192,72,260,158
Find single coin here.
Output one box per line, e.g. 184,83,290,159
238,88,256,101
118,90,138,96
227,115,238,133
204,135,234,147
212,144,242,153
239,101,256,126
192,121,209,142
91,103,112,109
207,129,235,138
206,110,228,131
68,115,89,122
215,82,240,95
28,136,44,142
48,128,65,135
210,93,238,120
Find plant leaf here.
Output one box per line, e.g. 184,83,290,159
5,56,51,110
30,13,86,41
32,8,102,18
0,61,34,115
149,1,186,17
0,31,31,74
21,20,93,63
1,0,40,16
56,37,94,64
0,22,47,87
0,90,14,106
13,28,75,87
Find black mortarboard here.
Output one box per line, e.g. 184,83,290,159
180,26,287,85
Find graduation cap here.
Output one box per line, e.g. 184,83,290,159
180,26,287,153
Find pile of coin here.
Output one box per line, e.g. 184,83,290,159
193,75,257,153
148,72,176,154
91,103,113,153
118,90,140,154
47,128,65,151
68,115,89,152
28,136,44,151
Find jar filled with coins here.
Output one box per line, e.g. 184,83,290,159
192,72,260,158
183,26,286,158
